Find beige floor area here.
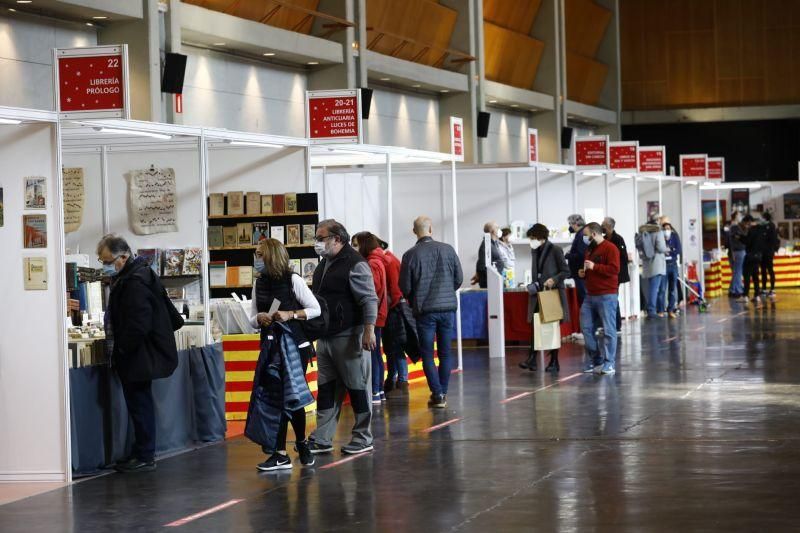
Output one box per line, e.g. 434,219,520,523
0,483,67,506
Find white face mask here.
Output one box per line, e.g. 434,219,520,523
530,240,542,250
314,240,329,257
664,230,672,239
495,229,502,239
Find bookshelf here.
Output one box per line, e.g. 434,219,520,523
208,211,318,220
209,244,313,251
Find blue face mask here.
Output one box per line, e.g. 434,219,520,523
583,235,591,246
254,257,266,274
102,263,119,277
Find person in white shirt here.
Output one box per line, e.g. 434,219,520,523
498,227,516,277
249,238,321,472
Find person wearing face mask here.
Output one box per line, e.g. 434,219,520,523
601,217,630,332
248,238,321,471
635,217,668,318
728,212,746,298
98,234,180,473
307,219,379,456
578,222,620,375
566,214,588,305
660,222,682,318
472,221,507,288
524,224,569,372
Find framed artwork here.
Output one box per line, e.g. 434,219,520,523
730,189,750,216
23,214,47,248
784,193,800,220
24,177,47,209
793,222,800,241
701,200,726,251
778,222,790,241
646,201,660,222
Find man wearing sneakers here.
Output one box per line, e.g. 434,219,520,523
578,222,620,375
307,220,379,456
400,216,463,409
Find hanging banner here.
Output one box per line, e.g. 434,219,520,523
527,128,539,165
574,135,609,169
608,141,638,171
306,89,362,144
680,154,708,178
708,157,725,181
450,116,464,162
638,145,666,174
53,45,129,120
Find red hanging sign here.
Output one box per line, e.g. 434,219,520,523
638,146,665,174
54,45,129,119
680,154,708,178
575,136,608,168
707,157,724,180
306,89,362,144
450,116,464,161
527,128,538,164
608,141,638,170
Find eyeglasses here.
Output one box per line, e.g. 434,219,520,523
314,235,334,243
99,254,122,266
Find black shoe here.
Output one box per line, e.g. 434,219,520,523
519,353,537,370
428,394,447,409
257,453,293,472
384,378,396,393
397,381,409,394
341,442,375,455
295,440,315,466
545,354,560,373
307,440,334,455
114,458,156,473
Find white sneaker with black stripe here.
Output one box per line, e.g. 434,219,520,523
257,453,292,472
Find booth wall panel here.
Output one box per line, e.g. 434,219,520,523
508,170,538,282
390,172,454,263
0,15,97,110
0,124,67,480
483,109,530,164
182,46,307,137
313,171,388,240
365,89,440,151
62,152,103,256
208,146,307,196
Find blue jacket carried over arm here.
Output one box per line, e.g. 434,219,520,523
565,229,587,277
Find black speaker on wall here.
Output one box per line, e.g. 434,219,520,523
477,111,491,138
162,52,188,94
360,88,373,119
561,126,574,149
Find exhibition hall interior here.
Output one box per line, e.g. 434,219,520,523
1,0,800,531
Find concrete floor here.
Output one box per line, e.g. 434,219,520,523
2,295,800,532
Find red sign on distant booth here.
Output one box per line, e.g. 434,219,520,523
575,136,608,168
54,45,129,119
306,89,361,144
608,141,638,170
527,128,538,164
639,146,665,173
680,154,708,178
450,116,464,161
708,157,725,180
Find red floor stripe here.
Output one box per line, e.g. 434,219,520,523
319,453,370,470
422,417,462,433
500,372,582,404
164,499,244,527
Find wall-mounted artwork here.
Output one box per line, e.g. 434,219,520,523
784,193,800,220
128,166,178,235
24,176,46,209
62,167,85,233
23,214,47,248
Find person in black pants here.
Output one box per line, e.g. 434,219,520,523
566,214,588,305
602,217,630,332
760,212,779,301
740,215,764,308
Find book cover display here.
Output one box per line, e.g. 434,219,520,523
246,192,261,215
223,226,237,247
252,222,270,245
137,248,162,275
182,248,202,275
209,193,225,216
24,176,46,209
23,214,47,248
261,195,273,214
271,225,285,243
23,256,47,290
237,223,253,246
302,224,316,243
301,258,318,285
289,259,301,275
227,191,244,215
285,193,298,214
208,226,224,248
287,224,301,245
209,261,227,287
163,249,185,277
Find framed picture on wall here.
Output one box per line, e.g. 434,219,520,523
24,177,47,209
23,214,47,248
793,222,800,241
701,200,726,250
731,189,750,216
646,201,660,222
784,193,800,220
778,222,790,241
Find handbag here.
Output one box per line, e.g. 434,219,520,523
533,314,561,351
537,288,564,324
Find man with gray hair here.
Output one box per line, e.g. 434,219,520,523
472,220,506,288
97,234,180,473
400,216,463,408
601,217,630,331
566,214,588,304
307,219,379,456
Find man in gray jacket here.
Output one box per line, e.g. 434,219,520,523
307,219,379,456
635,219,668,318
400,216,463,409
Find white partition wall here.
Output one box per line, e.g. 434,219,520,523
607,174,638,317
312,169,390,241
576,172,608,223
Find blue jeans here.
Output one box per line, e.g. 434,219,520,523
385,351,409,383
731,250,745,295
580,294,618,368
647,274,666,316
371,328,384,395
665,262,679,312
417,311,455,396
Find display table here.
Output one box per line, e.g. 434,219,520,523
459,288,581,342
69,345,226,477
705,255,800,297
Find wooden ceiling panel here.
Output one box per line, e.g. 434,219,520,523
565,0,612,58
482,0,542,34
567,50,609,106
619,0,643,83
183,0,323,35
483,22,545,89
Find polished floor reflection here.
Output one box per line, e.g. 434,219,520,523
3,295,800,532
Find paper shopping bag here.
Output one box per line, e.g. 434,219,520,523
533,314,561,351
537,289,564,323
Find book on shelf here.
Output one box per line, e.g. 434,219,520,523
209,193,225,216
163,249,185,277
209,261,227,287
166,287,185,299
66,262,78,291
182,247,202,276
273,194,285,214
238,266,253,286
289,259,301,275
286,224,301,246
302,224,316,244
227,191,244,215
261,194,273,214
223,226,237,248
207,226,224,248
285,193,298,214
237,223,253,247
252,222,270,245
270,225,285,243
301,258,318,285
246,192,261,215
137,248,162,276
297,193,319,213
226,265,239,287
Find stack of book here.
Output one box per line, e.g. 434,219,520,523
208,192,317,217
137,247,203,277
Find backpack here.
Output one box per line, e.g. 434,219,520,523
301,293,329,341
146,269,185,331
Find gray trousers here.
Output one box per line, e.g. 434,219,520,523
311,332,373,446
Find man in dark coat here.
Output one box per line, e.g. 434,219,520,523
566,214,588,304
602,217,630,331
99,234,179,473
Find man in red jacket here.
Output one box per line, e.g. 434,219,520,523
578,222,620,375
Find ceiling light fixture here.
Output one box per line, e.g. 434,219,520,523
92,16,108,20
227,140,284,149
94,127,172,140
0,118,23,125
8,8,16,12
412,84,421,88
510,104,519,107
85,22,93,26
440,89,449,93
16,1,33,4
380,77,390,81
213,42,226,46
307,61,319,65
488,99,497,103
262,52,275,57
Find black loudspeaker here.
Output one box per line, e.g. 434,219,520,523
162,53,187,94
561,126,574,149
477,111,491,138
360,88,373,119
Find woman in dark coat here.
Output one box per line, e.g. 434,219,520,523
524,223,570,372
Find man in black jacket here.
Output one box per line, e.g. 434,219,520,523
98,234,179,473
400,216,463,409
602,217,630,331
